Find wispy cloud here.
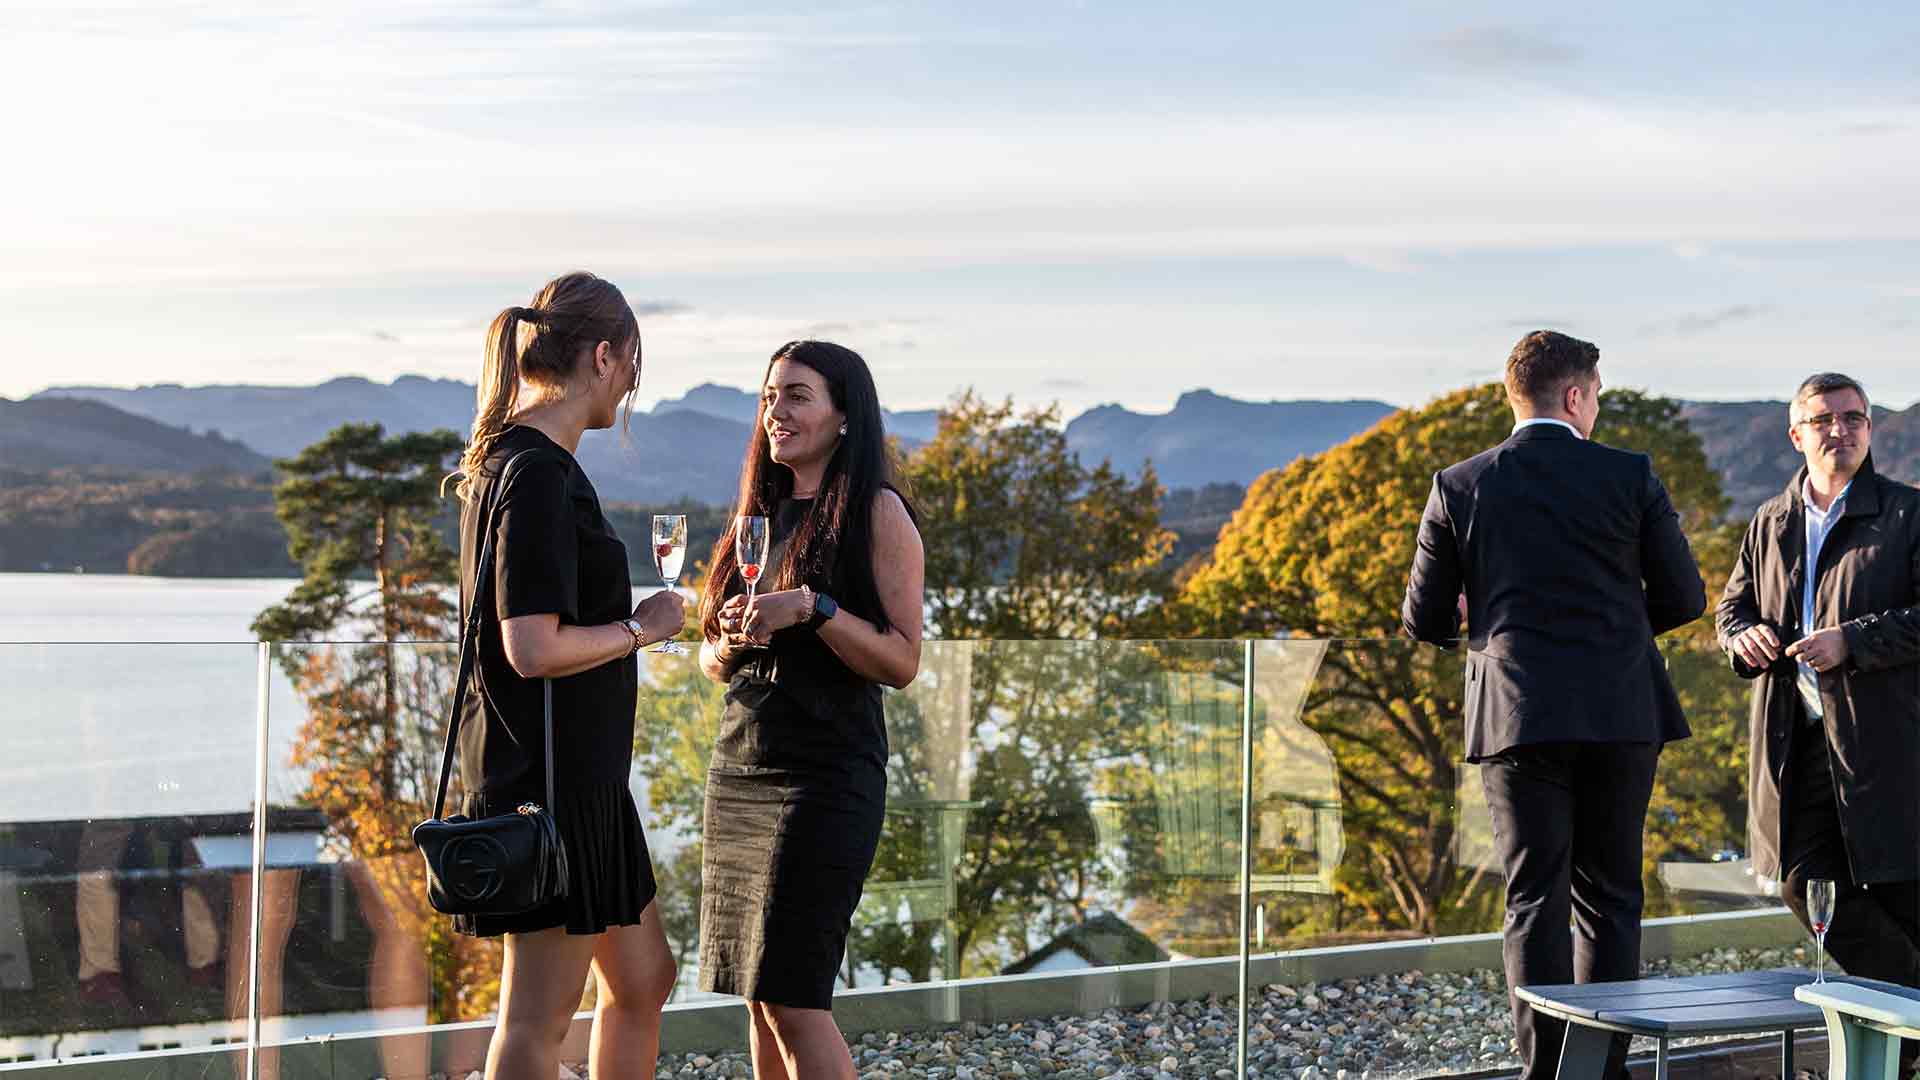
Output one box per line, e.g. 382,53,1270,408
635,301,694,317
1637,304,1774,338
1418,25,1581,69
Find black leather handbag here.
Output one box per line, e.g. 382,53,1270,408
413,450,570,917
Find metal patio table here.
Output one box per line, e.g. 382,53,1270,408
1516,968,1920,1080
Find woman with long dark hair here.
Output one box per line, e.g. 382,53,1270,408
452,271,684,1080
697,340,925,1079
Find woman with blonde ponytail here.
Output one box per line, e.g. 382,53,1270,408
450,272,683,1080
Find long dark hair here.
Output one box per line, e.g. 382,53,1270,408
700,340,916,638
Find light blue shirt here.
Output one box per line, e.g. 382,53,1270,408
1798,476,1852,719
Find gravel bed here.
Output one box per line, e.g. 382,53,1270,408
602,943,1813,1080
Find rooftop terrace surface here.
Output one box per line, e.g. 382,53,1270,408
628,944,1809,1080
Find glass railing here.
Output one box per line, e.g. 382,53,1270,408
0,636,1790,1079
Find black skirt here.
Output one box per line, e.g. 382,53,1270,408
697,760,885,1009
453,780,658,938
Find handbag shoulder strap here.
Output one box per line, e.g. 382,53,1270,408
431,447,558,820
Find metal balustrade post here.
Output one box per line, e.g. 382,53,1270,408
1237,639,1256,1080
246,643,273,1080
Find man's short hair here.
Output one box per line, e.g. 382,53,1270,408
1790,372,1871,424
1505,330,1600,411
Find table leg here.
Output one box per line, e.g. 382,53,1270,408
1556,1024,1613,1080
1655,1038,1669,1080
1782,1027,1794,1079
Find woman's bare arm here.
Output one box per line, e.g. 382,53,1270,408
502,590,684,679
736,491,924,688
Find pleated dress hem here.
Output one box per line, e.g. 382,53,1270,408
451,779,658,938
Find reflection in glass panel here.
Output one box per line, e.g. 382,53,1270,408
633,643,727,1001
1645,636,1771,915
638,640,1249,1037
1263,640,1501,943
1247,639,1340,950
0,644,258,1061
258,642,461,1080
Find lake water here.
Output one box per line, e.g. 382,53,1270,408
1,572,304,642
0,573,673,830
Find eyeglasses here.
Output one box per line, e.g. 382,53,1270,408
1796,411,1870,433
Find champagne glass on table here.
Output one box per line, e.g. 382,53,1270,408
736,515,769,603
1808,878,1836,983
649,514,687,655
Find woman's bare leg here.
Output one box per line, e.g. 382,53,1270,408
344,860,431,1078
487,927,594,1080
227,869,301,1080
586,905,676,1080
746,1002,794,1080
762,1003,854,1080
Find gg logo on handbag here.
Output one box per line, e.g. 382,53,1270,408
443,833,512,904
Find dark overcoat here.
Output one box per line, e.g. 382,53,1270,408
1716,458,1920,883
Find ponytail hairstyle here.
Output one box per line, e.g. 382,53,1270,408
451,271,639,500
700,340,917,638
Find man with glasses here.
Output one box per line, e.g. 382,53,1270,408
1717,373,1920,1059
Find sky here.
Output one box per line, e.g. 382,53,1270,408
4,1,1919,414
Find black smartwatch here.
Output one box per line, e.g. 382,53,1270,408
807,591,838,630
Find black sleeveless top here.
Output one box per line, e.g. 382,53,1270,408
713,498,887,775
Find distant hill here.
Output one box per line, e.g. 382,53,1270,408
0,396,271,475
36,376,476,461
0,470,290,575
28,376,1920,536
34,378,1394,495
36,380,939,503
1065,391,1396,490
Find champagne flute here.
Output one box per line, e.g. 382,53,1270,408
649,515,687,655
736,515,769,603
1808,878,1836,983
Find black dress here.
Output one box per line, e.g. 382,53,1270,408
452,425,657,938
698,498,888,1009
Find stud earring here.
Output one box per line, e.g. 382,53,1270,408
839,423,848,436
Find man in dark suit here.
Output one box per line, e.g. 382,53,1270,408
1402,330,1707,1080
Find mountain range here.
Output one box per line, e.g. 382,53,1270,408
14,378,1920,514
0,396,270,477
25,379,1395,501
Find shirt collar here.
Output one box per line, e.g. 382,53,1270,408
1801,475,1853,518
1512,417,1585,440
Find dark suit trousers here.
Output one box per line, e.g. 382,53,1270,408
1778,719,1920,1070
1482,741,1659,1080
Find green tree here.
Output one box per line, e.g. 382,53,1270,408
904,392,1174,639
252,423,463,646
1170,384,1738,934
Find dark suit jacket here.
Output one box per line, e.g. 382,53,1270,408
1401,423,1707,761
